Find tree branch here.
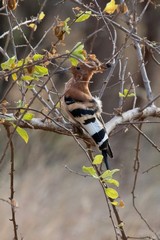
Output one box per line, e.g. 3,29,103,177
105,106,160,135
5,126,18,240
1,106,160,143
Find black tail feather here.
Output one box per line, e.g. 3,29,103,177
107,143,113,158
102,150,110,170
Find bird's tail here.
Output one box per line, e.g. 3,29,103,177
101,143,113,170
102,150,109,169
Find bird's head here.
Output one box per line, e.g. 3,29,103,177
71,54,110,82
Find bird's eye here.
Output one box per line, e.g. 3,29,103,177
76,66,81,70
106,63,111,68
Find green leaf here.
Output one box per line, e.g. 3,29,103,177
17,60,24,67
127,93,135,97
63,17,71,34
1,56,16,70
110,169,120,175
119,89,135,98
111,201,119,206
69,42,86,66
21,75,34,81
69,58,79,67
12,123,29,143
106,178,119,187
34,65,48,76
119,92,125,97
123,89,129,96
72,42,85,57
101,169,119,180
93,154,103,165
26,85,35,89
17,100,24,108
101,170,113,179
75,11,92,22
22,113,34,121
82,166,98,178
33,54,44,61
105,188,119,199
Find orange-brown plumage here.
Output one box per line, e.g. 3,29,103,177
62,55,113,169
65,55,105,101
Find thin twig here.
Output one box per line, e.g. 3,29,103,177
10,11,35,52
140,94,160,112
129,72,137,109
127,235,156,240
131,123,159,240
132,124,160,153
4,3,17,58
143,162,160,174
0,46,9,59
119,58,128,108
0,19,38,40
137,0,152,23
134,41,153,102
5,126,18,240
65,165,91,177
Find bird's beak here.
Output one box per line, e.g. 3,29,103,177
94,62,111,73
99,62,112,70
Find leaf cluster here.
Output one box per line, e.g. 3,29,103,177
82,155,124,207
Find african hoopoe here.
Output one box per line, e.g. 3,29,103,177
62,55,113,169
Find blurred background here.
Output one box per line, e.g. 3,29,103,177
0,0,160,239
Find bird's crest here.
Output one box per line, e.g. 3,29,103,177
71,54,108,82
85,54,106,72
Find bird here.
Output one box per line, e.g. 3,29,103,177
62,55,113,169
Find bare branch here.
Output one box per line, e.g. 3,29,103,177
0,18,38,40
132,124,160,153
134,41,153,102
5,126,19,240
131,124,159,239
105,106,160,135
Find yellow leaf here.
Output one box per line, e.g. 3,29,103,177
106,178,119,187
12,123,29,143
104,0,118,14
111,201,119,206
82,166,98,178
93,154,103,165
12,73,17,81
118,2,128,14
28,23,37,31
22,113,34,121
7,0,17,10
75,11,92,22
105,187,119,199
118,200,125,208
119,92,125,97
118,222,125,228
119,89,135,98
55,101,61,108
38,11,45,21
